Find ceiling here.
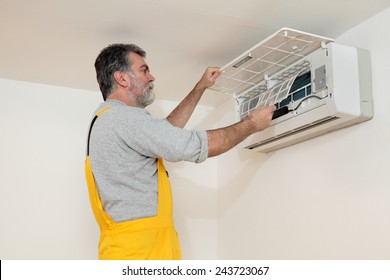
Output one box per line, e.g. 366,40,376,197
1,0,389,106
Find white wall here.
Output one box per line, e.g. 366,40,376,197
217,7,390,259
0,79,218,259
0,79,101,259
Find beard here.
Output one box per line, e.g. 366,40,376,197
132,78,155,108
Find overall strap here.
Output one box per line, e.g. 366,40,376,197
87,107,111,156
85,106,113,229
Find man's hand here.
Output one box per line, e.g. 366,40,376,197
247,104,276,132
167,67,221,128
207,104,276,157
196,67,221,91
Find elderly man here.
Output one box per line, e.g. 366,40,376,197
85,44,275,259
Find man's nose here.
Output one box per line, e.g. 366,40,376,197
148,72,155,82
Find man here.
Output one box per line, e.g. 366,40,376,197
85,44,275,260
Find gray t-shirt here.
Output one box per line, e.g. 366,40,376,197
89,99,208,222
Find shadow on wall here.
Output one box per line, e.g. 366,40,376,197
216,148,275,218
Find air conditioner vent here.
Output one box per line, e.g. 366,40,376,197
246,116,339,150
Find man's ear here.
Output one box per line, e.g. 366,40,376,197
113,71,131,88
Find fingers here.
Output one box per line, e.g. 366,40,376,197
208,66,221,74
198,67,221,90
265,104,276,121
266,104,276,112
248,104,276,131
259,104,276,115
210,68,221,81
205,67,221,82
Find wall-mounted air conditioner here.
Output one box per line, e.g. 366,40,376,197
210,28,373,152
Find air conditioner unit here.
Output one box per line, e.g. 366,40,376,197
210,28,373,152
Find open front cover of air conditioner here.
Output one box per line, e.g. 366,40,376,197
210,28,373,152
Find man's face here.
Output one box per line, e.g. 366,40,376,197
128,52,155,107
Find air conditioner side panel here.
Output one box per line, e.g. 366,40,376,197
357,48,374,119
330,43,373,120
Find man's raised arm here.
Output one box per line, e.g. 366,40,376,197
166,67,221,128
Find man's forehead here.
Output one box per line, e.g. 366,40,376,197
129,52,148,68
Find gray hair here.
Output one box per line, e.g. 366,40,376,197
94,44,146,100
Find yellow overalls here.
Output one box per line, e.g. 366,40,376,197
85,107,182,260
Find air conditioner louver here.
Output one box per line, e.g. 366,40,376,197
246,116,339,150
